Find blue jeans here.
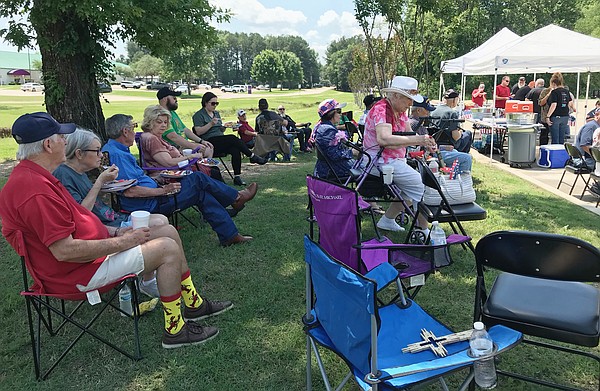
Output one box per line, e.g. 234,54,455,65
441,150,472,172
550,116,569,144
154,172,239,243
454,130,473,153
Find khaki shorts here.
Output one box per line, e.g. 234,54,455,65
76,246,145,292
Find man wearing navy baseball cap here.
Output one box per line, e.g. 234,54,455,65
0,112,233,348
11,111,76,144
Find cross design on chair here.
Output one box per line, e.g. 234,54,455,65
403,328,473,357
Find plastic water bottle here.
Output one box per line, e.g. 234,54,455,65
430,221,447,267
469,322,497,389
119,284,133,317
428,159,439,174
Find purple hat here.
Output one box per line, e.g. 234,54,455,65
12,112,76,144
318,99,347,118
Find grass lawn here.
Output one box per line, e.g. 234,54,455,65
0,89,599,390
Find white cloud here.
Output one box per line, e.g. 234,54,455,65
305,30,319,40
211,0,307,36
317,10,340,27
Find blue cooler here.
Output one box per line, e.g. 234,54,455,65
538,145,569,168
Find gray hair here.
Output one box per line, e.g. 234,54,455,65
65,127,101,160
535,78,545,88
141,105,171,132
105,114,134,139
16,134,59,161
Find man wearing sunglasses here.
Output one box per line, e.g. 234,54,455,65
156,87,214,158
277,105,312,153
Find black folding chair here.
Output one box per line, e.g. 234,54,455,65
557,142,592,199
474,230,600,390
581,146,600,207
408,159,486,253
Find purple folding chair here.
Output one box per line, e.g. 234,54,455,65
307,175,470,298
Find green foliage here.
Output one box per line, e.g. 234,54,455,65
250,49,285,86
114,63,134,78
575,1,600,38
30,59,42,71
210,32,320,86
161,47,213,89
130,54,163,80
278,51,304,88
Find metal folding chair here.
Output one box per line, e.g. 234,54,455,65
7,230,142,380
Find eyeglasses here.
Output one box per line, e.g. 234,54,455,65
278,108,285,111
127,122,138,129
335,108,342,114
82,149,102,156
209,101,219,106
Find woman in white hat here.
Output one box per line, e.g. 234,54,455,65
363,76,437,234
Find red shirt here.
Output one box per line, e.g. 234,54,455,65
471,88,486,107
495,84,511,108
237,121,256,143
0,160,108,293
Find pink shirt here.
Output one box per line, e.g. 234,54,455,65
363,98,408,163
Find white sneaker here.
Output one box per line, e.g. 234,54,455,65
138,276,160,298
376,216,405,232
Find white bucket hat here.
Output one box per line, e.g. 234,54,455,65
382,76,423,103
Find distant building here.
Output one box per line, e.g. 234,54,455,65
0,50,43,84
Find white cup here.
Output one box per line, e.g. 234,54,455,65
182,149,193,156
381,165,394,185
130,211,150,229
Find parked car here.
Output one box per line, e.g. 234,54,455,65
197,83,211,90
220,85,234,93
256,84,270,90
97,81,112,93
120,80,142,89
21,82,44,92
231,84,248,93
146,82,170,90
174,84,191,93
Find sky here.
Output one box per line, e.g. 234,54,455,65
0,1,363,63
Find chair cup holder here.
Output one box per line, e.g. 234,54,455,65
467,342,498,359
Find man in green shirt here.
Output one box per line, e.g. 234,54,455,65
157,87,214,157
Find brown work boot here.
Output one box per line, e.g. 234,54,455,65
161,321,219,349
221,234,253,247
231,182,258,211
183,298,234,321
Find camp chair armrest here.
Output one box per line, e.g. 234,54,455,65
364,262,399,288
377,325,522,381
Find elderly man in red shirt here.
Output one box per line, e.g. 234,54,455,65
0,112,232,349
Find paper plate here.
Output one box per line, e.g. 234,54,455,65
198,158,220,167
159,170,193,179
101,179,137,192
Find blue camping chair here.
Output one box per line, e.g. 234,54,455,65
303,236,522,390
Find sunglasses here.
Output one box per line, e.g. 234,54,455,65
278,108,285,111
128,122,138,129
209,101,219,106
335,108,342,114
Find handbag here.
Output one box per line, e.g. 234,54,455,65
423,173,476,205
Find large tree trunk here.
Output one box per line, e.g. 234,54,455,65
31,6,107,141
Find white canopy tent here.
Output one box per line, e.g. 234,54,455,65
440,24,600,159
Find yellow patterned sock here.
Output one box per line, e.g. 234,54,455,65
161,293,184,335
181,270,203,309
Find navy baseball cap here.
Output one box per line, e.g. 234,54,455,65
12,112,76,144
412,96,436,111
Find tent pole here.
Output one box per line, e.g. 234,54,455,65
460,74,466,114
491,70,498,162
439,73,444,102
575,72,581,131
585,72,591,122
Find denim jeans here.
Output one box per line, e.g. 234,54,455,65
550,116,569,144
154,172,239,243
